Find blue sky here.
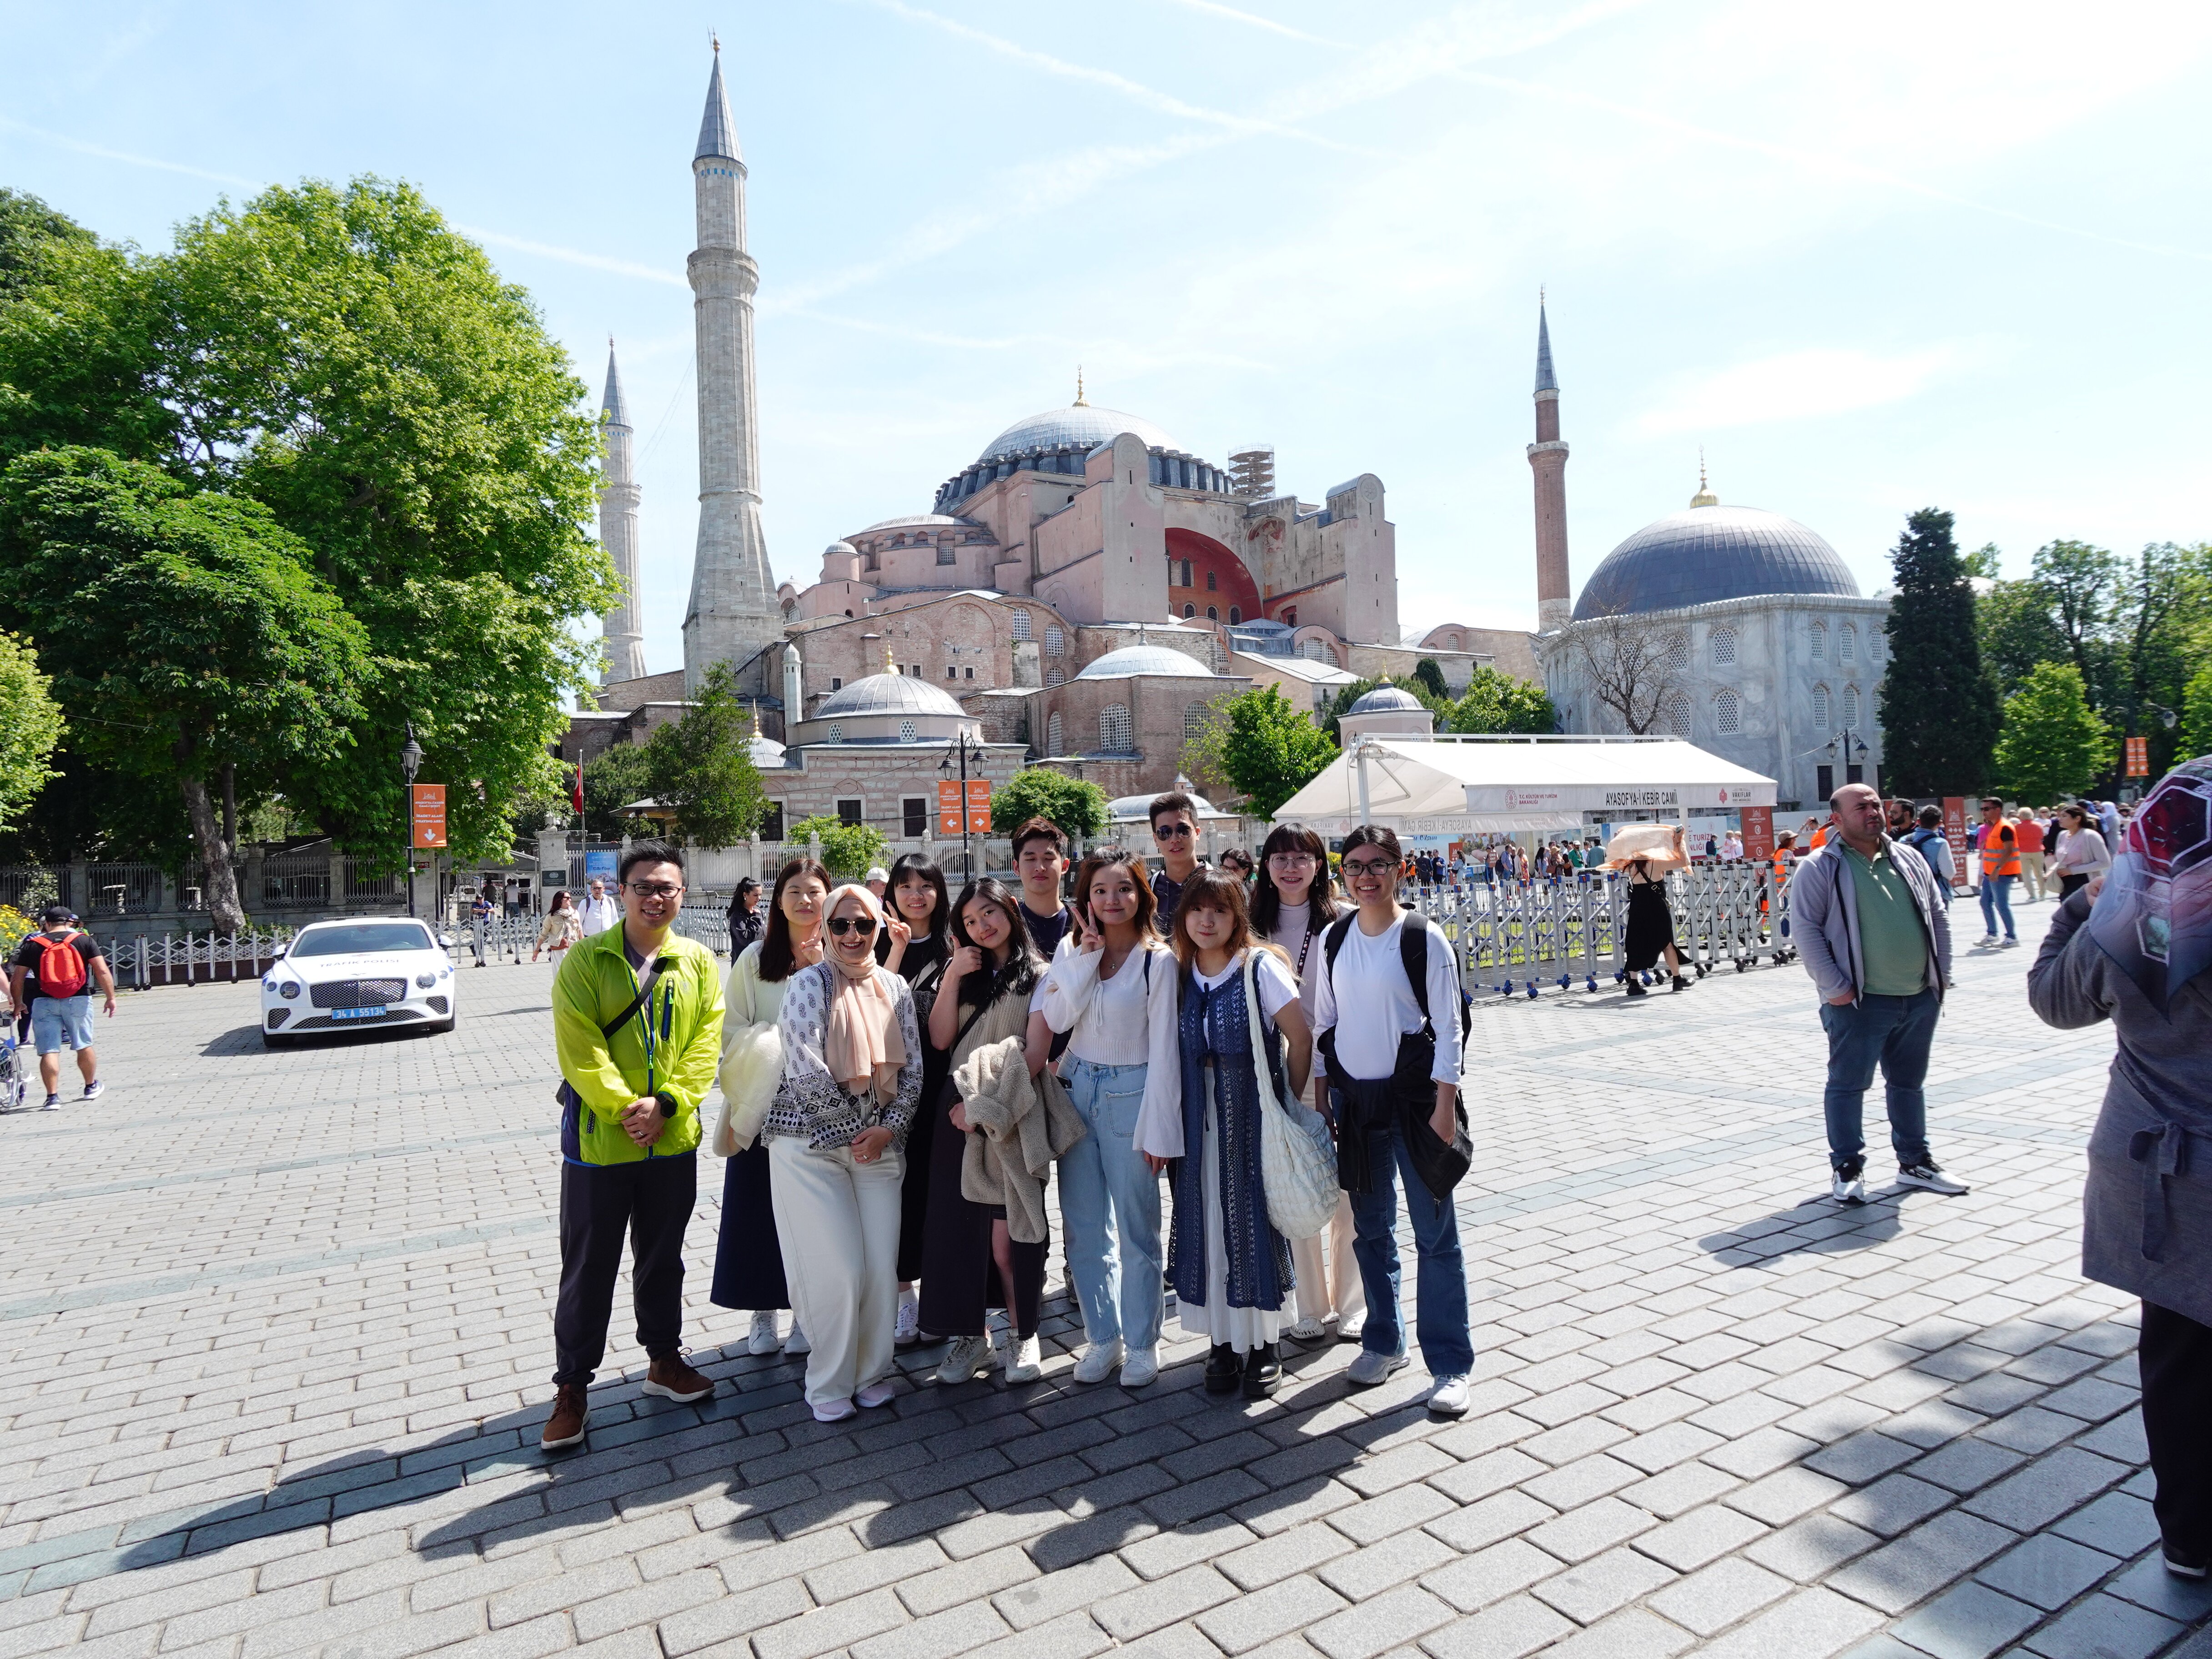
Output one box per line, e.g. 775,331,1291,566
6,2,2209,679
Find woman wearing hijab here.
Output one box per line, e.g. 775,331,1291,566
2028,758,2212,1581
880,853,953,1342
769,882,922,1421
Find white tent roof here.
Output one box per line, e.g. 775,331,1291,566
1272,736,1776,834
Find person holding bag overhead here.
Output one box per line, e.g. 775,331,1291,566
1136,869,1315,1400
769,883,922,1421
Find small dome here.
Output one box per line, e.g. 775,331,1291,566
1574,504,1859,619
814,671,969,719
978,405,1179,466
824,540,858,557
1076,644,1217,681
747,732,786,768
858,513,970,535
1349,682,1424,714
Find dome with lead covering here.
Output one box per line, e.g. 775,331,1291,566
1076,645,1217,681
814,672,968,719
1574,504,1859,619
977,406,1178,466
1349,683,1424,714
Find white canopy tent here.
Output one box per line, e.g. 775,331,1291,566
1270,735,1777,835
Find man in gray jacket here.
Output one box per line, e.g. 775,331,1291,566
1792,783,1968,1205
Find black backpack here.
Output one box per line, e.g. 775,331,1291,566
1322,911,1473,1050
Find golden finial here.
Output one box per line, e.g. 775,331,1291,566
1689,448,1719,508
1073,366,1088,407
711,30,720,52
885,646,899,677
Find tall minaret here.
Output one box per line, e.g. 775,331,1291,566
682,40,780,688
597,341,649,684
1528,296,1572,633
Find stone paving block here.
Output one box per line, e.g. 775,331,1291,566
1826,1510,2019,1615
2097,1550,2212,1623
1688,1585,1885,1659
1976,1406,2082,1456
2019,1593,2185,1659
1521,1454,1638,1512
1804,1431,1922,1486
1419,1594,1574,1659
1745,1513,1883,1583
1230,1477,1359,1538
659,1579,813,1657
1644,1554,1793,1636
1829,1473,1956,1538
1630,1501,1768,1571
2071,1411,2149,1464
1615,1459,1738,1519
1538,1604,1693,1658
960,1610,1114,1659
751,1586,912,1659
1959,1446,2128,1533
1113,1515,1252,1581
992,1555,1140,1631
2046,1489,2158,1560
1420,1538,1562,1615
1528,1543,1677,1624
1722,1465,1848,1526
1304,1583,1455,1659
1889,1580,2041,1659
1215,1520,1355,1591
1090,1563,1236,1641
1318,1529,1455,1602
1428,1449,1547,1508
1325,1482,1457,1546
1194,1570,1348,1654
850,1599,1012,1659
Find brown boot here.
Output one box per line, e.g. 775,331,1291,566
643,1351,714,1403
541,1383,588,1450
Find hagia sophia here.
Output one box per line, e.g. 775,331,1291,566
566,48,1890,838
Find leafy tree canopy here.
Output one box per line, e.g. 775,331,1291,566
1879,507,2001,797
785,815,887,882
990,767,1108,844
0,189,96,299
0,630,63,833
1448,667,1557,735
1221,685,1338,820
1992,662,2112,804
1411,658,1449,700
2180,663,2212,762
642,663,769,849
579,744,655,842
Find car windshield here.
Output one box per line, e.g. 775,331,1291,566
290,923,436,957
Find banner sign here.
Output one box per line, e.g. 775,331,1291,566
2126,736,2150,778
1942,797,1970,887
1740,806,1775,864
1464,780,1775,814
410,784,448,849
937,779,992,836
584,848,619,881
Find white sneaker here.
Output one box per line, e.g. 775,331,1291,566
1120,1346,1160,1388
894,1291,920,1345
1288,1317,1327,1341
1072,1340,1124,1383
784,1322,811,1356
936,1334,993,1385
855,1379,898,1409
1347,1347,1409,1387
1428,1374,1472,1418
1337,1317,1365,1345
1999,937,2021,949
1897,1162,1970,1196
1832,1168,1866,1205
748,1311,779,1356
1004,1334,1042,1384
810,1397,856,1423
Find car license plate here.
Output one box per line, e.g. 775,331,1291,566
332,1005,387,1021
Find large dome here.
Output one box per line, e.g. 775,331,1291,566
977,405,1178,466
1076,644,1217,681
1574,504,1859,620
814,671,968,719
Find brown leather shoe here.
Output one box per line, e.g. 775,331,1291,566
541,1383,588,1449
643,1352,714,1403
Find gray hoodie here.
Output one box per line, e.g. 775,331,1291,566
1790,835,1953,1005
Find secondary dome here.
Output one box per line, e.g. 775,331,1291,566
1574,503,1858,620
814,671,968,720
1076,644,1217,681
859,513,968,534
1349,683,1424,714
977,405,1178,466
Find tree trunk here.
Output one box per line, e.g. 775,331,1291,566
179,775,246,937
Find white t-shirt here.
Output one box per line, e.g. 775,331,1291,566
578,895,622,937
1310,911,1463,1085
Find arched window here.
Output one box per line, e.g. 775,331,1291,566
936,545,956,567
1300,638,1330,663
1009,609,1031,642
1711,627,1738,666
1228,607,1242,625
1046,665,1066,688
1045,625,1065,657
1183,603,1196,618
1206,606,1219,621
1712,690,1740,735
1101,704,1133,752
1812,684,1830,728
1046,712,1063,754
1205,570,1217,592
1665,633,1689,671
1840,624,1857,664
1842,684,1860,725
1661,696,1691,739
1185,704,1208,743
898,719,917,742
1809,621,1826,663
1282,608,1296,627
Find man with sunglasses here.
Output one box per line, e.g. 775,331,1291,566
1148,791,1202,935
543,840,726,1450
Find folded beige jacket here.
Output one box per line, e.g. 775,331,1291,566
952,1031,1086,1244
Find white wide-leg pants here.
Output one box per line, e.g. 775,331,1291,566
768,1136,903,1408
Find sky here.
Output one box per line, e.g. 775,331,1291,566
6,1,2211,680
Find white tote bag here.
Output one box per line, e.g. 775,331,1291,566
1244,950,1340,1240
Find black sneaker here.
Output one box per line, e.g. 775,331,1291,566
2166,1548,2209,1580
1624,979,1649,998
1205,1343,1241,1394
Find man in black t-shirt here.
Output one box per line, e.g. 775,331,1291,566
1011,817,1071,958
1149,791,1201,935
8,907,116,1110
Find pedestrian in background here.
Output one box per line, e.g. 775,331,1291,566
1902,805,1956,901
1612,827,1693,997
532,890,582,963
7,906,115,1111
726,877,764,955
1792,784,1966,1206
2015,809,2047,902
2027,755,2212,1581
2052,804,2111,900
470,886,495,968
1976,797,2021,947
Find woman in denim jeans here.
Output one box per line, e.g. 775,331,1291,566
1041,851,1179,1387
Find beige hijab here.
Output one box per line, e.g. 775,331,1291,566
822,885,907,1103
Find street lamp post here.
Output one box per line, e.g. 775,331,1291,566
939,727,986,882
401,723,423,919
1825,728,1870,793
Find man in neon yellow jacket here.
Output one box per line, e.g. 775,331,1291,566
543,840,726,1450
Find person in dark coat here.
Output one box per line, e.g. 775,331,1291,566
2027,755,2212,1580
879,853,952,1341
726,878,764,955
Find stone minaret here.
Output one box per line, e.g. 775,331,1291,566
597,341,649,684
1528,297,1572,633
682,41,780,688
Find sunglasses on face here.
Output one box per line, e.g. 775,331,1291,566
1154,823,1193,839
825,916,878,937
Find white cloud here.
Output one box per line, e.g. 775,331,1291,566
1635,347,1966,436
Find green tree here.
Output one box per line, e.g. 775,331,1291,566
1175,694,1241,808
1959,542,2003,579
2029,539,2120,708
1321,675,1451,742
2180,662,2212,761
0,631,63,834
0,177,613,863
643,663,768,849
1448,666,1557,734
1977,578,2070,701
0,447,371,933
579,743,655,841
1411,658,1449,700
2111,542,2203,780
785,815,887,881
1993,662,2113,804
990,767,1109,845
0,189,96,299
1879,508,2001,797
1220,685,1338,819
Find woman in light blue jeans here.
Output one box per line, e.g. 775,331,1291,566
1041,850,1180,1387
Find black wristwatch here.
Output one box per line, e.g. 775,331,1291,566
652,1091,677,1119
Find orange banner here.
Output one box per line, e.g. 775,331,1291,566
2126,736,2150,777
411,783,448,849
1739,806,1774,864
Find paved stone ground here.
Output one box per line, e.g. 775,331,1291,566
2,900,2209,1659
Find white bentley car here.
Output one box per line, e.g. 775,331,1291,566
260,918,457,1046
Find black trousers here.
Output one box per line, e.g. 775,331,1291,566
2141,1299,2212,1562
553,1153,697,1386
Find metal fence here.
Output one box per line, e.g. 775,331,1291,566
85,863,163,916
123,929,298,988
0,866,66,912
260,849,333,909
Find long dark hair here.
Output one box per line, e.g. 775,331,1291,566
951,876,1040,1006
885,853,951,960
1252,823,1338,937
759,857,833,982
548,889,573,913
1071,848,1157,940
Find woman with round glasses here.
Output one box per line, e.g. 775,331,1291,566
1253,824,1364,1344
769,883,922,1421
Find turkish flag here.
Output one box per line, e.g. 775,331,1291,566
572,759,585,814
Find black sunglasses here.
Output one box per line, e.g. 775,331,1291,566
825,916,878,936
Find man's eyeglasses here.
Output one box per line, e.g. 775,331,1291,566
1154,823,1194,840
626,881,683,900
1341,858,1394,877
826,916,878,937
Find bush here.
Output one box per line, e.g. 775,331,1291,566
785,815,887,881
